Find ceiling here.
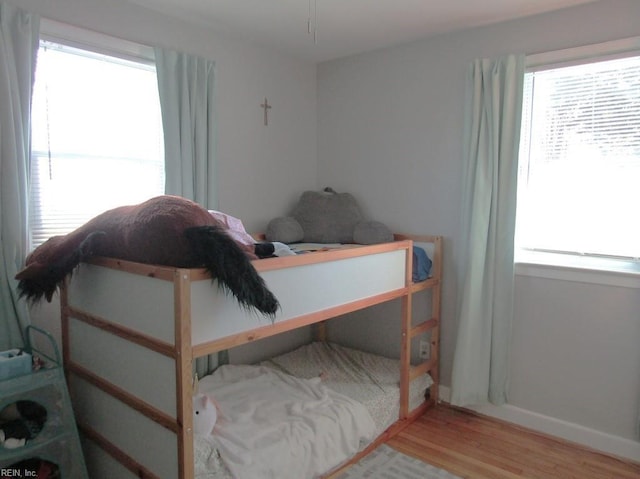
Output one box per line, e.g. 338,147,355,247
127,0,598,63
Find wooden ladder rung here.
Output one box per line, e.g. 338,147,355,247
410,358,437,381
409,318,438,339
410,277,439,292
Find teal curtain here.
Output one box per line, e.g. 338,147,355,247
154,47,218,377
450,54,525,407
155,48,217,207
0,3,39,350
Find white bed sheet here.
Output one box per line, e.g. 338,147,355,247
261,342,433,435
194,342,433,479
195,365,375,479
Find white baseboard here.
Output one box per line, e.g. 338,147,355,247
438,386,640,463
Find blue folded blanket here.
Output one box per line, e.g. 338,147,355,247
412,246,432,282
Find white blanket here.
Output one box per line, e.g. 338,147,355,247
197,365,376,479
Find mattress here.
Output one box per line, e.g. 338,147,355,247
194,342,433,479
261,341,432,435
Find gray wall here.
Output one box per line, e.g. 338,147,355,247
317,0,640,453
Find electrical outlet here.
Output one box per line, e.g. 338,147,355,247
419,340,430,359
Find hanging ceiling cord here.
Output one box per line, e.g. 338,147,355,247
308,0,318,44
314,0,318,44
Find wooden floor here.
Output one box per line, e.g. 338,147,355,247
385,405,640,479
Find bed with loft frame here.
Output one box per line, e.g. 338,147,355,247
59,234,442,479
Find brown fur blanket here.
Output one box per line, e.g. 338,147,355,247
15,195,279,317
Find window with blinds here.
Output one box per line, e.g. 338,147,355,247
516,54,640,260
29,40,165,248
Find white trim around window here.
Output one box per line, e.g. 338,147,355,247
515,252,640,289
39,18,154,65
526,36,640,71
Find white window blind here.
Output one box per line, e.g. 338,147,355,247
516,54,640,260
30,41,165,248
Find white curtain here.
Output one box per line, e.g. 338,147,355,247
0,3,39,350
154,47,219,376
450,54,525,407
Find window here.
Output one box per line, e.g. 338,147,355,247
29,35,164,248
516,50,640,268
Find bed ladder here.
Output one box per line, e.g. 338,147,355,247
397,235,442,419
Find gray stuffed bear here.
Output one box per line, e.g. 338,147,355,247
266,188,393,245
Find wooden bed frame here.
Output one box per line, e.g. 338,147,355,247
60,234,442,479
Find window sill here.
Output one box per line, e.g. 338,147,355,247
514,251,640,289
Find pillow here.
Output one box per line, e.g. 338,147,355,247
265,217,304,244
291,189,363,243
265,188,393,245
353,221,393,245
